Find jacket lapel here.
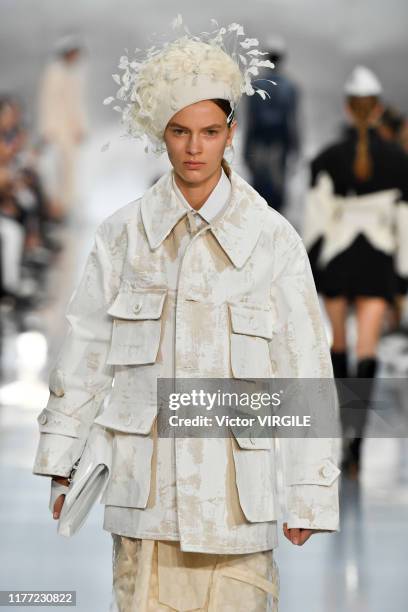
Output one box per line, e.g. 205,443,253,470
141,169,267,268
210,170,267,268
141,171,187,249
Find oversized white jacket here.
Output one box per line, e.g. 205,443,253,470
33,168,340,553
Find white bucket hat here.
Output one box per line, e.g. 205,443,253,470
344,66,382,97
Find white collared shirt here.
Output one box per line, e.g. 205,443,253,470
172,167,231,229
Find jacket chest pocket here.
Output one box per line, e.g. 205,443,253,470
228,303,274,379
106,290,167,366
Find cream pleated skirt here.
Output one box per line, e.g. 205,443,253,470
110,536,279,612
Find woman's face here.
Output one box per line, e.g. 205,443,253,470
163,100,236,184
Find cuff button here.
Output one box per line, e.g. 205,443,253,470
38,412,48,425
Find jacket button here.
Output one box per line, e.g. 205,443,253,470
133,303,142,313
321,465,332,479
38,412,48,425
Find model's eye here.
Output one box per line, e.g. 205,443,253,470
206,129,218,135
172,128,187,135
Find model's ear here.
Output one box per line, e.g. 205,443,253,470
226,120,237,146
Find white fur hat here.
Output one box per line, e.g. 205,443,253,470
104,16,275,153
344,66,382,97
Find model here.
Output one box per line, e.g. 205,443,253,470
243,35,299,213
303,66,408,478
33,17,340,611
37,34,88,217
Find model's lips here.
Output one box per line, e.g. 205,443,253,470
184,161,205,167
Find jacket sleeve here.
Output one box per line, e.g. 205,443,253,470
268,228,341,531
32,222,118,478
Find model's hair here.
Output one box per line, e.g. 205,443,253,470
347,95,379,182
211,98,234,179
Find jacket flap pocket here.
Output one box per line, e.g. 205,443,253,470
230,423,272,450
229,304,274,340
107,290,167,320
93,405,157,435
287,458,340,486
37,407,84,438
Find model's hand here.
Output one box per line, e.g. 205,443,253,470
283,522,332,546
51,476,69,519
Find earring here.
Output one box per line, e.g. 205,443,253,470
224,144,235,164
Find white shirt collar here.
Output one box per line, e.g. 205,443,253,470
172,167,231,223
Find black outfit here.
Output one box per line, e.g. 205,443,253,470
305,129,408,478
305,128,408,303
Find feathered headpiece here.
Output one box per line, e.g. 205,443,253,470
103,15,275,154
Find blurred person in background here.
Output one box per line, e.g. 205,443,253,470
377,105,408,329
0,99,40,308
1,97,58,248
0,96,27,159
37,34,88,220
243,35,299,213
0,163,26,305
399,118,408,155
302,66,408,479
377,105,405,146
0,96,59,311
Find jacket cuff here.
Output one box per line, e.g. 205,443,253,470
285,480,340,531
32,432,85,478
284,458,341,531
36,407,87,437
285,516,339,531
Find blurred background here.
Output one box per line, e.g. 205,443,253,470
1,1,408,610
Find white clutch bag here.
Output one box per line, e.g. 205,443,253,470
56,423,113,537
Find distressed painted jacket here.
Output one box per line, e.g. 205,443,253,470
33,168,341,554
